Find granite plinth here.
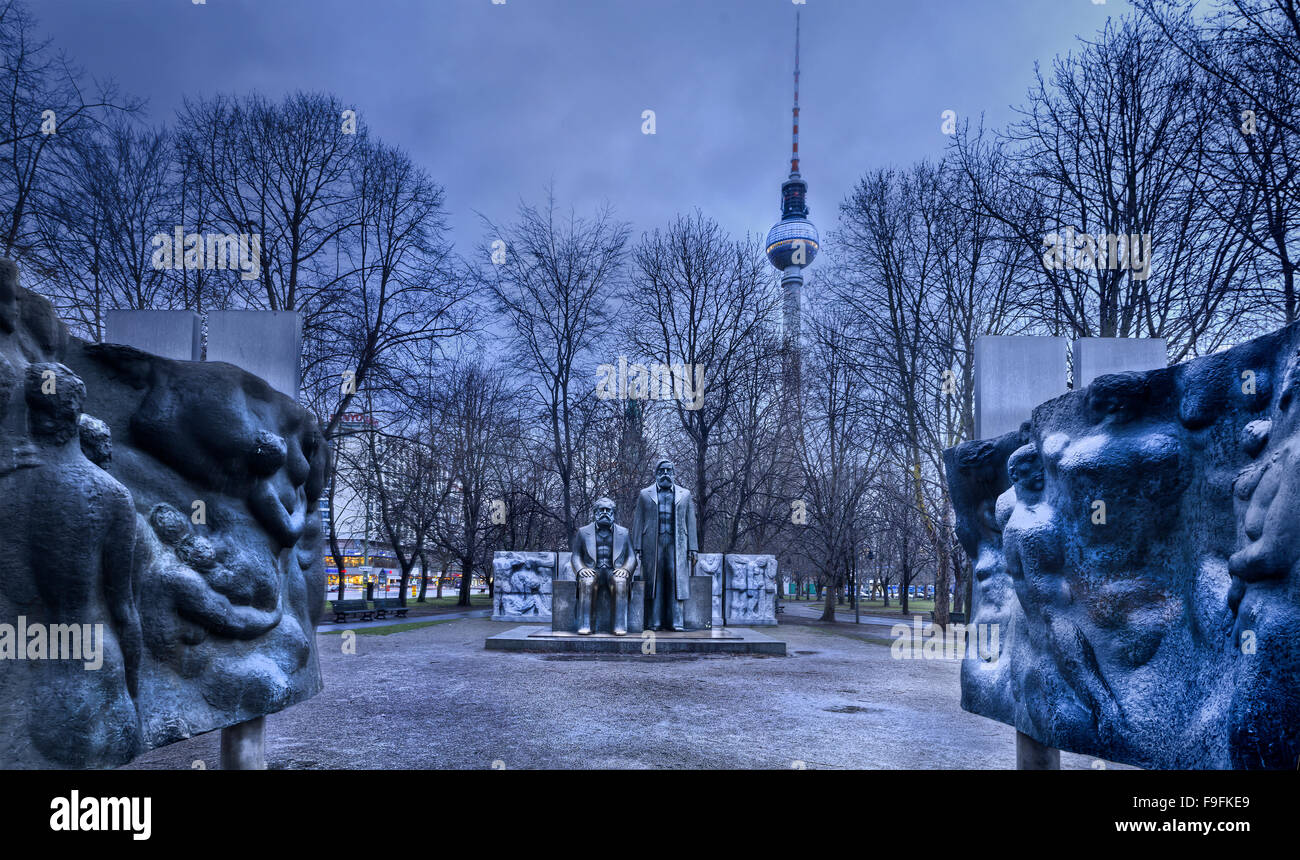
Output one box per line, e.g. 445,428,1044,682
685,574,711,629
552,577,644,634
484,625,786,655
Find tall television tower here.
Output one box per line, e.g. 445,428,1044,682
766,11,818,404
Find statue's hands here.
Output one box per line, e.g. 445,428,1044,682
578,567,596,581
612,567,629,581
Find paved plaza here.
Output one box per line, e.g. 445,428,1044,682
125,615,1127,770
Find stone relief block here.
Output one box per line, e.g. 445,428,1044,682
946,324,1300,769
491,551,555,621
724,554,778,626
0,261,327,767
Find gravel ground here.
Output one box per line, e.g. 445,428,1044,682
124,616,1129,770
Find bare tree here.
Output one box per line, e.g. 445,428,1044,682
1137,0,1300,326
303,138,475,442
625,211,782,545
429,362,516,607
959,17,1253,357
33,118,175,339
795,313,884,622
175,91,361,314
365,423,447,607
477,188,629,537
0,0,138,263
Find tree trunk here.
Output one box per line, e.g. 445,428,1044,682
819,581,836,623
458,556,472,607
398,564,412,607
950,553,966,616
933,542,951,628
964,572,973,626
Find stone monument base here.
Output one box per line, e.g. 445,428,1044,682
553,578,645,634
484,625,786,655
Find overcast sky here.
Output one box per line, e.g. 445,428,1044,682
35,0,1127,254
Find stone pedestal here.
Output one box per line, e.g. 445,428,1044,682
627,581,645,633
220,716,266,770
486,625,786,655
552,579,575,630
684,575,711,629
1016,730,1060,770
552,578,643,635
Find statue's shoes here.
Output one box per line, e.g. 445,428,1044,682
613,628,626,636
577,627,592,635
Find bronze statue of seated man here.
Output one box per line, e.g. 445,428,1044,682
568,498,638,635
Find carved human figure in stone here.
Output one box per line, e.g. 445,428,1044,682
0,362,142,767
1223,347,1300,766
568,497,638,635
78,414,113,468
945,330,1300,769
1000,372,1197,764
1230,348,1300,611
943,431,1025,724
632,460,698,631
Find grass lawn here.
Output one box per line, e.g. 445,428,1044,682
786,597,938,614
326,593,494,615
398,594,493,611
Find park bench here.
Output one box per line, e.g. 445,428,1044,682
372,598,409,620
332,599,374,623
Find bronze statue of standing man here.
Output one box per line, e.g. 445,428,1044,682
632,460,698,631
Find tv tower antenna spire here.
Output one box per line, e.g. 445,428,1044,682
791,10,800,176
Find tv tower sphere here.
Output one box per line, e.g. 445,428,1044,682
766,12,817,274
765,209,819,270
